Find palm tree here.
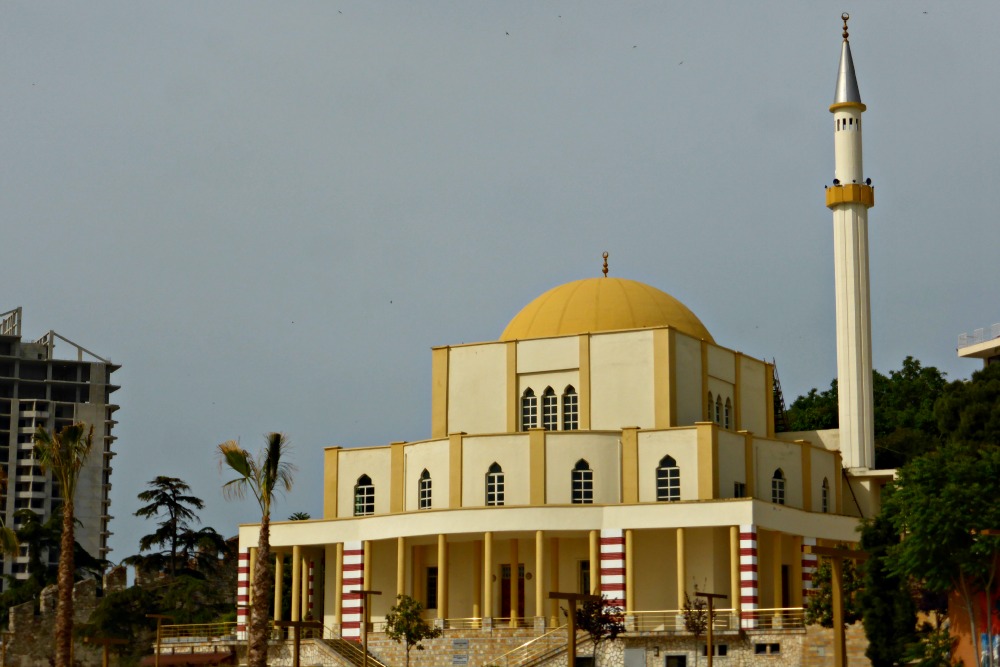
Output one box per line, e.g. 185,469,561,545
218,433,294,667
33,422,94,667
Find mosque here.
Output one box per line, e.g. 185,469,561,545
235,16,892,658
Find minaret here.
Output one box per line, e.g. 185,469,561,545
827,13,875,469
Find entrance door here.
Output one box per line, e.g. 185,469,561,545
500,563,525,618
665,656,687,667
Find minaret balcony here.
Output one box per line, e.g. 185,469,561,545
825,183,874,209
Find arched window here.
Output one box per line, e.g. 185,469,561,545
771,469,785,505
707,392,714,420
541,387,558,431
821,477,829,513
572,459,593,504
521,389,538,430
419,469,432,510
486,463,505,506
354,474,375,516
656,455,680,502
715,395,722,424
562,386,579,431
724,398,732,429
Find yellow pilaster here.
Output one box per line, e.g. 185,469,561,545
834,451,844,513
653,329,671,428
291,545,302,622
772,531,783,613
473,540,482,619
438,534,448,620
549,538,560,626
274,552,284,621
734,353,743,431
529,428,546,505
397,537,406,597
431,347,449,439
484,532,493,619
589,531,600,596
390,441,405,513
791,535,804,607
625,529,634,614
579,335,591,429
300,551,309,620
334,543,343,625
676,528,686,608
701,341,709,421
248,548,257,605
363,541,372,591
413,546,424,606
449,432,464,508
323,447,340,519
509,538,519,626
799,441,813,512
506,341,518,432
621,427,639,504
730,526,740,618
696,422,719,499
535,530,545,619
742,431,755,498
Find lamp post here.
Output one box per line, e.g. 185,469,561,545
695,592,727,667
82,636,128,667
352,589,382,667
549,592,601,667
145,614,174,667
275,621,323,667
803,545,868,667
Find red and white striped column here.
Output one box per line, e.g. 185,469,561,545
802,537,818,601
739,524,759,629
236,549,250,640
307,559,315,619
599,529,626,608
341,541,365,640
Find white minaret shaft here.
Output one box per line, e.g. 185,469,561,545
827,15,875,469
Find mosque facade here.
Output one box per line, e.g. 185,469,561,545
235,17,891,657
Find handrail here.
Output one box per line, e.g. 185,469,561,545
485,624,575,667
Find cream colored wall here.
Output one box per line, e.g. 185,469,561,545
673,334,703,425
810,447,837,513
707,377,734,423
461,434,530,506
754,437,804,509
337,447,393,518
636,428,698,502
448,343,508,434
739,357,767,434
717,430,747,499
706,345,735,384
368,539,398,620
590,331,654,429
403,439,450,512
632,529,679,612
516,337,579,373
552,536,590,597
685,527,731,601
545,433,621,504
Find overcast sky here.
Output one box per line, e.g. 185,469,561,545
2,2,997,561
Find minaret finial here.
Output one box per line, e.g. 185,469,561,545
841,12,850,41
602,252,609,277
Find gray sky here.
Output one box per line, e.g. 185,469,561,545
2,2,996,561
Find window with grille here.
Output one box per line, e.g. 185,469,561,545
354,474,375,516
486,463,505,506
715,396,722,424
541,387,558,430
419,469,432,510
707,392,713,420
821,478,829,513
521,389,538,430
656,455,680,502
562,386,579,430
572,459,593,504
771,469,785,505
724,398,732,429
734,482,747,498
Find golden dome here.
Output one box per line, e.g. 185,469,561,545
500,277,714,343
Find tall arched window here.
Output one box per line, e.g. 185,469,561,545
541,387,558,431
354,474,375,516
771,469,785,505
572,459,593,504
724,398,732,429
707,392,714,420
486,463,505,506
562,386,579,431
419,469,432,510
821,478,829,513
521,389,538,430
656,455,680,502
715,395,723,424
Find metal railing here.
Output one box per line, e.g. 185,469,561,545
959,323,1000,348
160,622,239,643
629,607,806,632
485,624,587,667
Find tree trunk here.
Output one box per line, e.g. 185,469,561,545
55,499,75,667
248,514,272,667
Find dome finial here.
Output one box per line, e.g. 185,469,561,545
602,251,609,277
841,12,850,41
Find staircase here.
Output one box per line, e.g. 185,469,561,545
315,637,388,667
771,358,790,432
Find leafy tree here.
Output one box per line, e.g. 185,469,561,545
881,441,1000,667
934,362,1000,447
384,594,442,667
218,433,295,667
682,592,708,667
128,477,206,577
805,554,863,627
903,620,956,667
33,422,94,667
787,382,839,432
860,514,917,667
574,597,624,666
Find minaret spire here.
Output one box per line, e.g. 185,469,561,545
826,13,875,469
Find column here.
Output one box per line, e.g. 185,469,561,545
739,525,758,629
237,549,250,640
341,541,364,640
397,537,406,598
323,544,339,637
772,531,783,623
509,538,519,627
484,532,493,620
291,545,302,622
363,540,372,590
437,534,448,620
549,538,560,626
625,530,634,615
729,527,740,620
535,531,545,620
802,537,818,602
274,553,284,621
248,547,257,605
599,529,625,608
588,531,600,596
334,543,344,630
676,528,686,608
473,540,482,620
302,553,311,620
